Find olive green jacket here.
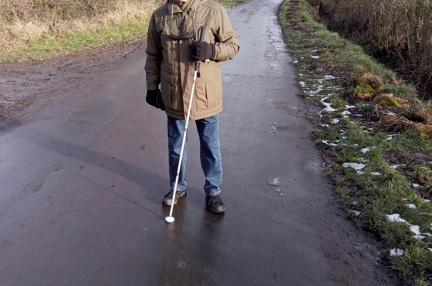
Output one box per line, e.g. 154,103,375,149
145,0,240,120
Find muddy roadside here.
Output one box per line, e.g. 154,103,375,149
0,41,146,128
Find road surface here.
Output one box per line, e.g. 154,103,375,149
0,0,400,285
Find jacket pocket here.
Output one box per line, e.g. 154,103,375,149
194,79,222,111
194,81,208,110
197,63,222,109
161,72,182,110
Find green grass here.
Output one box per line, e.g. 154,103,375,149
279,0,432,284
1,17,152,62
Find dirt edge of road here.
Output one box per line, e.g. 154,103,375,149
0,41,146,129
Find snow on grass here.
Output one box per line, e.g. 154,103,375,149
322,140,337,146
386,134,396,141
352,210,361,216
341,110,351,117
361,147,371,154
390,248,404,257
386,214,407,223
385,214,432,240
324,75,336,80
342,162,366,174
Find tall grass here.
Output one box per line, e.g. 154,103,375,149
318,0,432,99
0,0,163,59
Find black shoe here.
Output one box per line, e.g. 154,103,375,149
162,189,187,206
206,195,225,214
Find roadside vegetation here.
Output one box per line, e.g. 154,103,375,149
0,0,242,62
0,0,165,61
317,0,432,100
279,0,432,284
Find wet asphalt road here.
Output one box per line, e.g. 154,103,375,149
0,0,400,285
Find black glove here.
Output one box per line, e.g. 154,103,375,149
190,41,214,61
146,89,165,110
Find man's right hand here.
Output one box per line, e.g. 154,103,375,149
146,89,165,110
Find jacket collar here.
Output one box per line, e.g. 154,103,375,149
167,0,200,16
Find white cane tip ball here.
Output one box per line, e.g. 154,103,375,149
165,216,175,223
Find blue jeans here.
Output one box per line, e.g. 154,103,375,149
167,114,222,196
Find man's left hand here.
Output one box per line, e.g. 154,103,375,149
190,41,214,61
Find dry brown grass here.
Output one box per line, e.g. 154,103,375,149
0,0,162,51
318,0,432,99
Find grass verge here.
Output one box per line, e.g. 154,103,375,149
0,1,164,62
279,0,432,285
0,0,243,63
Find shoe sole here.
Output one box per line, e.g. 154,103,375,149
162,191,187,206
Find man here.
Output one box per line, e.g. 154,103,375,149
145,0,239,213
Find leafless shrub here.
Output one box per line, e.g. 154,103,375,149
319,0,432,99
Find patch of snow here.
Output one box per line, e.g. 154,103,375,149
412,183,420,188
386,214,431,240
322,140,339,147
371,172,382,176
390,248,404,257
321,96,337,112
386,134,396,141
342,163,366,171
410,225,428,240
267,178,281,186
341,110,351,116
352,210,361,216
406,204,416,209
385,214,407,223
361,147,371,154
